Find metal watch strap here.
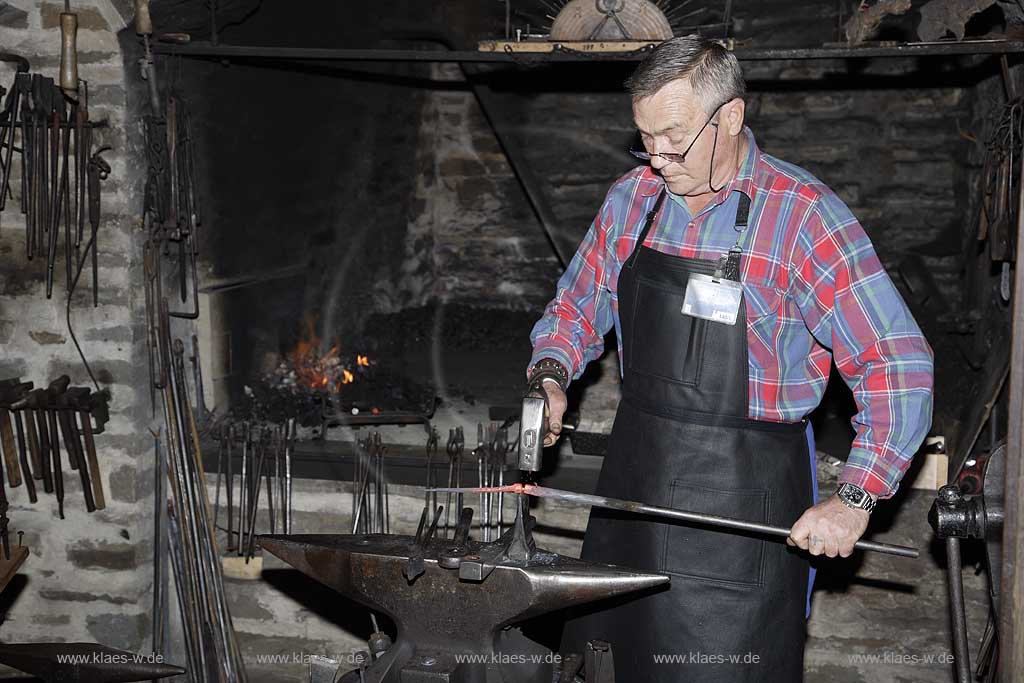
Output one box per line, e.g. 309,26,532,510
528,358,569,391
836,482,875,513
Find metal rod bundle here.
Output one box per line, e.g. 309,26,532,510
155,298,246,682
211,420,293,560
351,432,389,535
473,421,514,542
0,68,105,302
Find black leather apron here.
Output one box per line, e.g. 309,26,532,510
561,190,812,682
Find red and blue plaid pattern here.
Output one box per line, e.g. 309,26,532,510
529,129,933,498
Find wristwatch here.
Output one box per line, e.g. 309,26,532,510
836,483,875,513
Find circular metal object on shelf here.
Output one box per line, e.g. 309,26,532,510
551,0,674,41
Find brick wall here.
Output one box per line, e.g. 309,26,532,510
0,0,153,658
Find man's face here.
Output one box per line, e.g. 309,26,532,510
632,79,743,197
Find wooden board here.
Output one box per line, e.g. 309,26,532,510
0,546,29,595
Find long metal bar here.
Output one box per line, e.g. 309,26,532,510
154,40,1024,62
946,537,972,683
1000,82,1024,683
430,483,920,558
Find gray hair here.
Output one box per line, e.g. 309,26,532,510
625,35,745,113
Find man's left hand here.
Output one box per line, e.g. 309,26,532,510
787,495,870,558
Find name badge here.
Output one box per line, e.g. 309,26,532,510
682,273,743,325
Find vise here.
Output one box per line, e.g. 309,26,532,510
260,497,668,682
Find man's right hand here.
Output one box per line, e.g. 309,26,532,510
541,381,567,447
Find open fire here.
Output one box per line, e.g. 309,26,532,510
244,320,436,426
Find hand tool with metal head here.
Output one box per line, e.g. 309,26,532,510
17,389,53,494
0,380,24,488
429,482,921,559
56,382,95,512
66,386,105,510
517,380,547,474
43,380,66,518
11,408,37,503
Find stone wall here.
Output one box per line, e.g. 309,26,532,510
0,0,152,659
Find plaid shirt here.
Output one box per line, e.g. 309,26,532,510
529,128,933,499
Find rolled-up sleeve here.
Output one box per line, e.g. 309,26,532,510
528,192,618,384
790,193,934,499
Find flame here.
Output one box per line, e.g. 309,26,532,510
283,318,371,391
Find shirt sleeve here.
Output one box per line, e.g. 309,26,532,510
528,190,619,383
790,192,934,499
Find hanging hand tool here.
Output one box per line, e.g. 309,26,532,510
66,387,104,509
45,83,60,293
17,389,53,495
48,92,72,297
0,384,23,489
134,0,162,116
59,1,79,100
43,380,66,519
443,429,460,538
87,145,109,307
18,74,33,255
423,427,438,518
430,483,921,559
12,407,37,503
74,81,87,249
56,384,95,512
0,75,23,213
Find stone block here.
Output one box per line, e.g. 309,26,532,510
67,540,136,570
0,1,27,29
85,612,147,652
107,464,136,503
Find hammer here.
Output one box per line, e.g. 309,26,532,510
517,379,548,475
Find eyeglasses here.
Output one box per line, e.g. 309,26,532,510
629,103,723,165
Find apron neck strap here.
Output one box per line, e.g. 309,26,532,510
625,189,667,270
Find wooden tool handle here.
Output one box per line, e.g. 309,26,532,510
134,0,153,35
59,12,78,95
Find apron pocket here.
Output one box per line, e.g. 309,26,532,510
629,276,706,385
661,482,769,588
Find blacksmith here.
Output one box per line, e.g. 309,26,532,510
525,35,934,682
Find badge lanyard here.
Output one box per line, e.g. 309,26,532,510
681,192,752,326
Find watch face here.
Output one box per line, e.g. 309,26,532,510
845,486,864,504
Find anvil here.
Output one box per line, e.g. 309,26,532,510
260,498,668,682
